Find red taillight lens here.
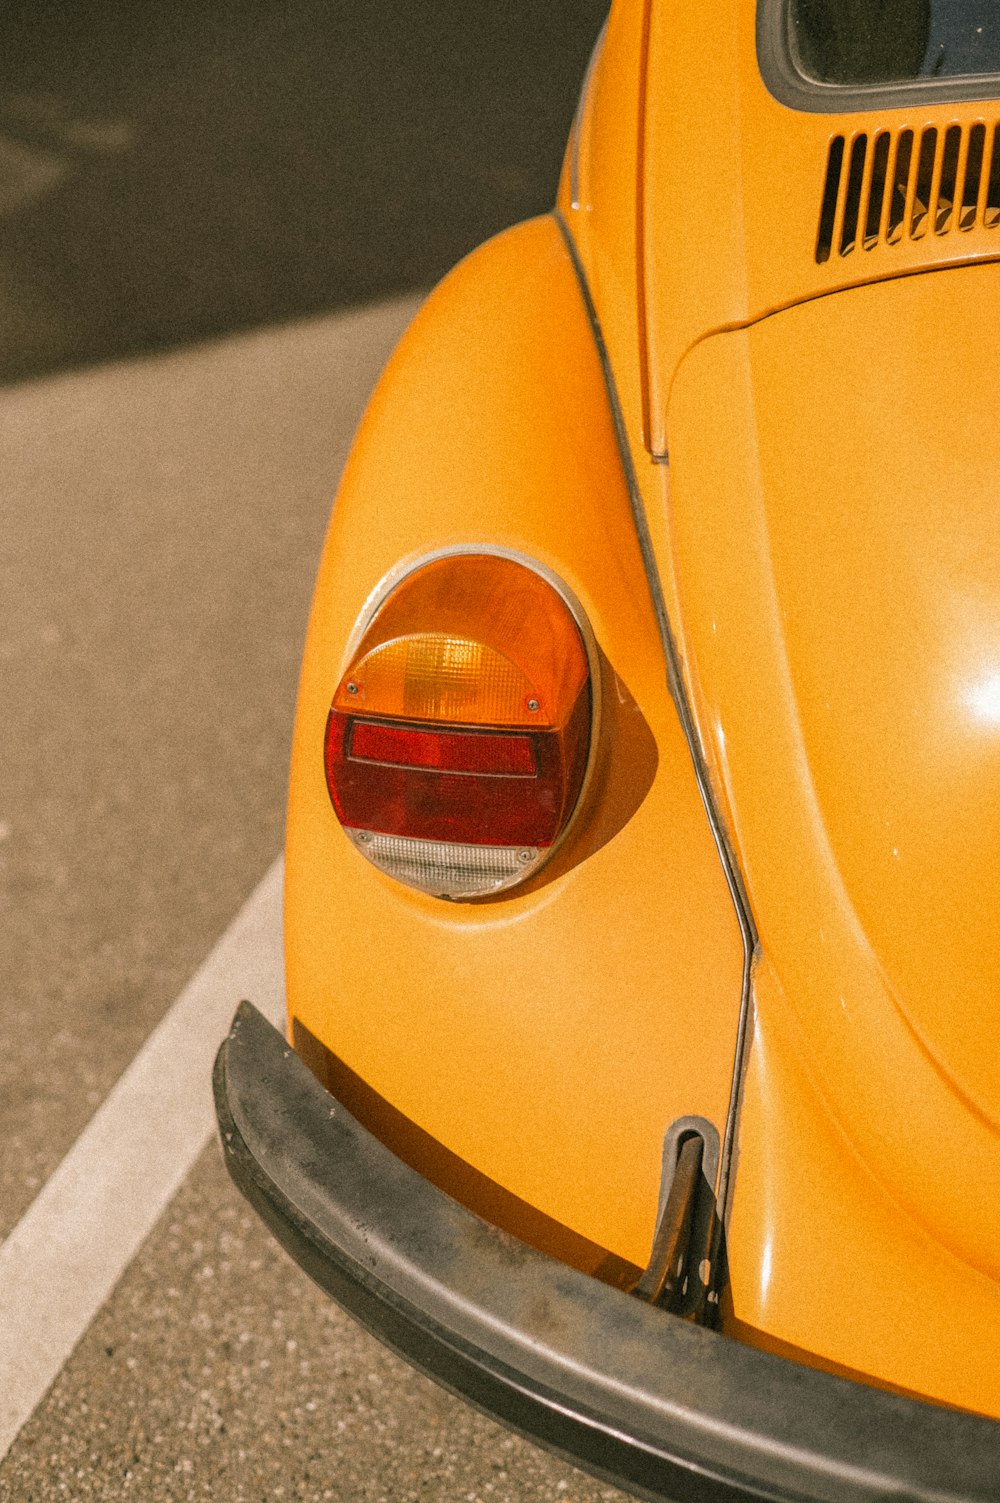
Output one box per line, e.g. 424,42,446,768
326,700,587,846
323,553,595,898
347,719,537,777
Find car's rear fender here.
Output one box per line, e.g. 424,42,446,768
285,212,746,1276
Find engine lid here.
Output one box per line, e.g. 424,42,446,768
640,0,1000,454
665,261,1000,1273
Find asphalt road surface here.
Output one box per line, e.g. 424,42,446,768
0,1,632,1498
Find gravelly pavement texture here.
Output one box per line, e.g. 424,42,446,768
1,1145,627,1503
0,298,416,1243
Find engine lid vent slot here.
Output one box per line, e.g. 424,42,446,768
816,121,1000,263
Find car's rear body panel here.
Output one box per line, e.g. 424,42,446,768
662,263,1000,1414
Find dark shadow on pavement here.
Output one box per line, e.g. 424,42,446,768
0,0,608,384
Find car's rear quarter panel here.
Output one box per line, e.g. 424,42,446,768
285,214,745,1273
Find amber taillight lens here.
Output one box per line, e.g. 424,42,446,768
323,553,594,898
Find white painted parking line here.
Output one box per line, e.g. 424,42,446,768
0,856,285,1462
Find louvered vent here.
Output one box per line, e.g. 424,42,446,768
816,123,1000,263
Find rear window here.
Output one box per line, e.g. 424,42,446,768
789,0,1000,86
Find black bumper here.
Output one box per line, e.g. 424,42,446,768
214,1001,1000,1503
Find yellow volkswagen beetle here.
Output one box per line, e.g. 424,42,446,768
215,1,1000,1496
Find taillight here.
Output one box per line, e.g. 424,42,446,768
323,552,595,898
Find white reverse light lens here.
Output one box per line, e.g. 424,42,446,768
347,830,541,899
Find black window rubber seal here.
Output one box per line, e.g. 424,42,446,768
757,0,1000,113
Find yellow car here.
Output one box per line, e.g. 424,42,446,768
215,1,1000,1496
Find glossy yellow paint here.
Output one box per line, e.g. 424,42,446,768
664,267,1000,1415
556,0,700,660
642,1,1000,453
727,956,1000,1418
285,214,745,1273
557,0,649,448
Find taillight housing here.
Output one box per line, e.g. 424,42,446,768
323,552,596,899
